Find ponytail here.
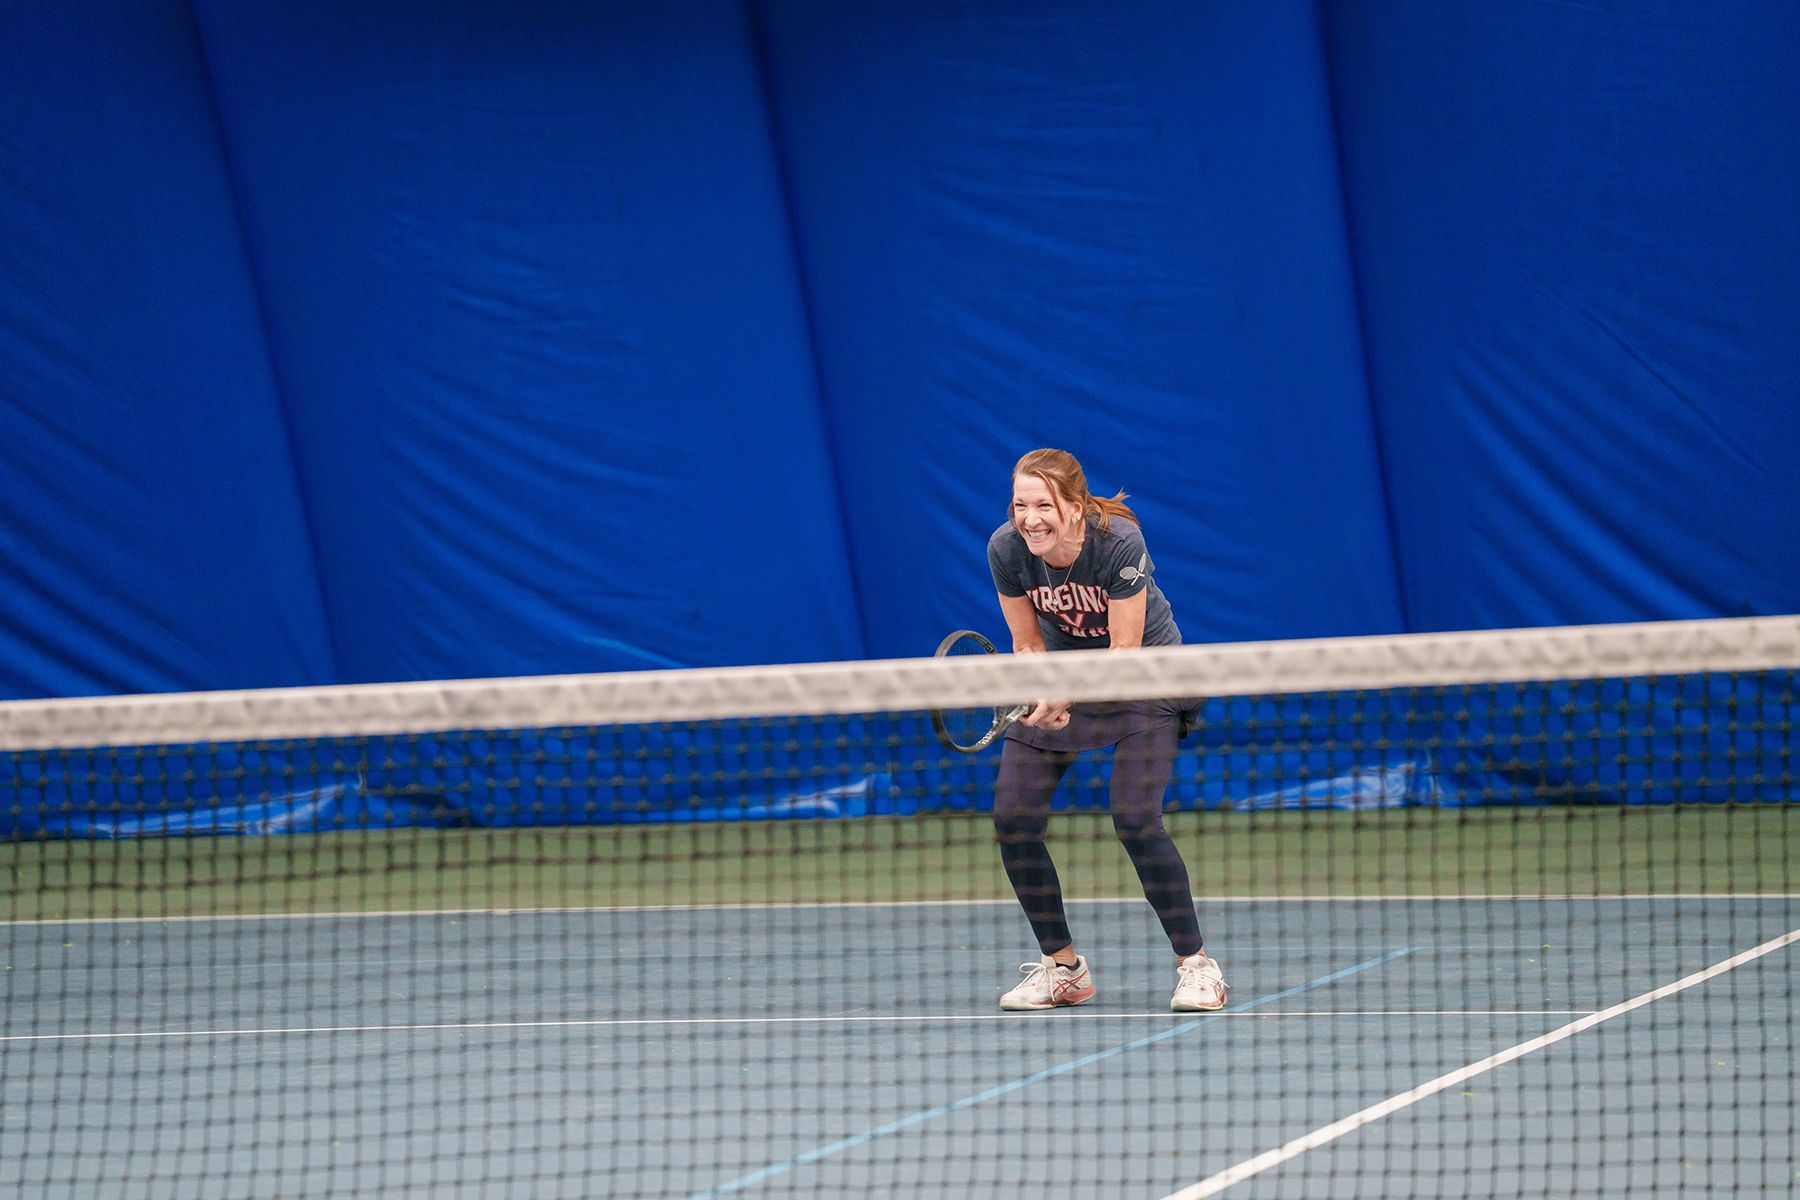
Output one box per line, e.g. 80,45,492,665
1088,490,1137,531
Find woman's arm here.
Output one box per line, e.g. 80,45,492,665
996,593,1069,729
998,593,1047,653
1108,591,1146,650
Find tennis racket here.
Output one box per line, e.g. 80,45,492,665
929,630,1031,753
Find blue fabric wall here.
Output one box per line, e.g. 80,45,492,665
3,1,1796,703
0,5,333,697
185,0,863,681
1323,1,1800,632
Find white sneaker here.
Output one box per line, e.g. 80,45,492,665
999,955,1095,1010
1171,952,1228,1012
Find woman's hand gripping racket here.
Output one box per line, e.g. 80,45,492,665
929,630,1032,753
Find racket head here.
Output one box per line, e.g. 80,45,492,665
929,630,1019,753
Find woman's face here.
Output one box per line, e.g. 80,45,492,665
1011,473,1083,560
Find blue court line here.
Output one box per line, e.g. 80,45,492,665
686,947,1416,1199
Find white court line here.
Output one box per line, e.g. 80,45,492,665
1160,926,1800,1200
5,893,1794,927
0,1010,1595,1045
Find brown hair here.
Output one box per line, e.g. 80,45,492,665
1011,448,1137,532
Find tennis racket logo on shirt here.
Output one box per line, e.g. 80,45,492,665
1119,553,1148,585
928,630,1030,754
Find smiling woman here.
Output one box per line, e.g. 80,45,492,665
984,448,1228,1014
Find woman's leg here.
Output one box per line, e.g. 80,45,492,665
994,739,1078,954
1108,725,1203,958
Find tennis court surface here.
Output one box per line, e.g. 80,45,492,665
3,617,1796,1197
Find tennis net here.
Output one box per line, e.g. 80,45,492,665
1,616,1796,1198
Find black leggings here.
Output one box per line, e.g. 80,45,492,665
993,726,1203,958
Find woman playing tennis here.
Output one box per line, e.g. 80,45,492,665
987,448,1227,1012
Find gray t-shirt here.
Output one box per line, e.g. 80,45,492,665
987,517,1180,651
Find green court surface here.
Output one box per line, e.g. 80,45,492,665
5,806,1794,922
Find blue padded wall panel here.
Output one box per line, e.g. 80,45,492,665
189,0,863,681
0,3,334,700
1325,2,1800,631
756,0,1403,657
7,2,1795,710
